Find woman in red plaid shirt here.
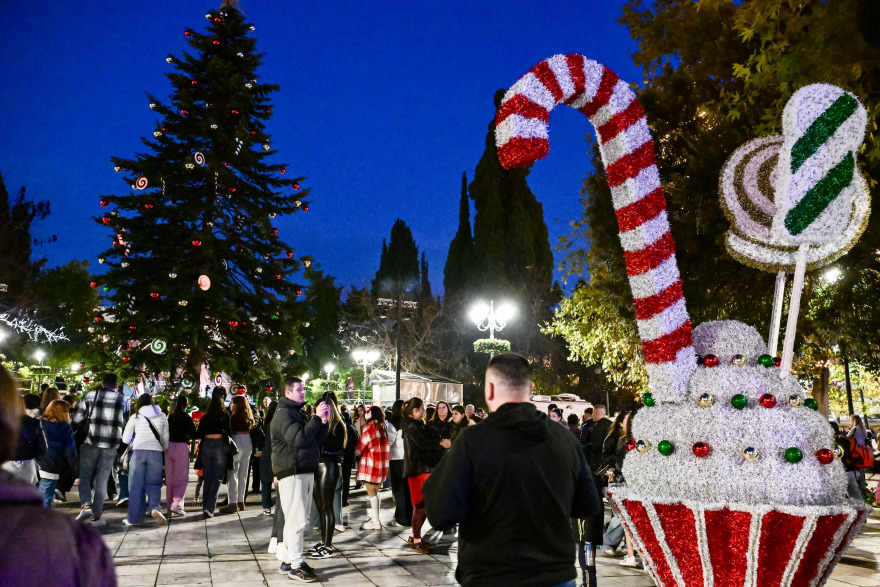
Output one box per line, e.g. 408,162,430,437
355,406,389,530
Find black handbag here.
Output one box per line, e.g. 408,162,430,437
73,391,97,447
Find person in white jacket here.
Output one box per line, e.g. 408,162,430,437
121,394,169,527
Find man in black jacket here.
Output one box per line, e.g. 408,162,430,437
583,405,611,474
271,376,329,583
423,353,600,587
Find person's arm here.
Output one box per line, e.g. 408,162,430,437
386,421,398,445
122,414,136,445
70,394,87,427
64,424,79,477
423,437,471,530
186,416,198,440
406,421,440,450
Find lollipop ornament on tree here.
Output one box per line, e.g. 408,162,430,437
497,56,870,587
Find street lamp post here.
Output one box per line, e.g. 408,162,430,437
353,348,381,405
377,296,418,401
323,363,335,393
470,300,515,357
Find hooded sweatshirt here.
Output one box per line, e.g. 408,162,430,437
422,401,599,587
122,405,170,451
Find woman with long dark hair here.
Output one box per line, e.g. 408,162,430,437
355,405,390,530
427,401,453,446
386,399,412,526
196,387,232,518
307,392,347,559
402,397,450,553
122,393,170,527
166,395,196,516
449,405,470,443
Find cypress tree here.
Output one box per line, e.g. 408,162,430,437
443,171,474,303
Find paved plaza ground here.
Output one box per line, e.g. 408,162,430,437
58,472,880,587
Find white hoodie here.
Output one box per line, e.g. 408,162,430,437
122,404,170,451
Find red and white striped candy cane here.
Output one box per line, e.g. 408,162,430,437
495,54,695,398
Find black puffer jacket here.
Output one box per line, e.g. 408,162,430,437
13,415,47,461
270,396,328,479
402,417,441,478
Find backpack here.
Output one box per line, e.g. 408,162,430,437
848,436,875,469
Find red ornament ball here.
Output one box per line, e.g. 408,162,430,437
280,168,286,174
184,29,192,36
274,274,282,280
249,130,257,136
90,281,98,288
121,342,130,350
145,204,154,210
625,439,636,452
759,393,778,409
180,109,189,116
213,17,221,22
100,199,109,207
295,289,302,296
102,215,111,223
293,183,300,190
93,316,102,322
692,442,710,458
128,325,137,331
703,354,719,367
191,80,198,86
192,240,202,247
122,356,131,363
228,188,236,193
231,109,239,115
213,40,220,45
266,385,274,393
272,228,279,235
773,357,782,367
264,109,272,114
816,448,834,465
83,377,90,384
302,206,309,212
150,292,159,298
229,320,239,328
286,251,294,258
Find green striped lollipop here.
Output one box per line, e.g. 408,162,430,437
773,84,868,245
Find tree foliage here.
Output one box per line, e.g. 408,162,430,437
372,219,420,297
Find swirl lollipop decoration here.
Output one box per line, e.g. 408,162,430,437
150,338,167,354
198,275,211,291
496,54,695,399
194,151,206,166
134,176,149,190
720,84,869,374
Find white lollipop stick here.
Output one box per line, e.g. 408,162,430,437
779,245,808,377
767,270,786,357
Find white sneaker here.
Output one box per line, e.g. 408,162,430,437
151,510,167,526
334,524,347,532
203,509,214,519
170,506,186,516
268,536,278,554
360,518,382,531
619,556,639,568
122,518,140,527
90,518,106,527
75,507,92,522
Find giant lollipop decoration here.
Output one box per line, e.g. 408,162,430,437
496,54,695,399
720,84,870,373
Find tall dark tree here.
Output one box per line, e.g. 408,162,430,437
418,252,433,305
94,6,309,382
371,219,419,297
443,172,474,303
0,174,51,308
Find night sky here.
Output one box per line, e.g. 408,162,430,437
1,1,640,294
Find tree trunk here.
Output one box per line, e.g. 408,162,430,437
812,366,831,418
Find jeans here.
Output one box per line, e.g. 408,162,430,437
228,434,252,505
847,470,862,499
127,449,164,524
38,478,58,507
78,444,117,518
118,473,129,500
201,437,226,513
603,511,625,550
165,442,190,510
277,473,314,566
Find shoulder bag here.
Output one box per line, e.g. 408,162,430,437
73,391,98,447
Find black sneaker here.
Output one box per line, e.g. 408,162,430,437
305,543,324,558
278,562,292,575
289,562,318,582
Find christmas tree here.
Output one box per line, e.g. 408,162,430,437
94,5,309,385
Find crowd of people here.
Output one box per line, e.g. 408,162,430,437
0,357,877,586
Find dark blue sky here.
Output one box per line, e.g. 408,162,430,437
1,1,640,294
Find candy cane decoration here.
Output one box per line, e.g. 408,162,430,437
496,54,695,398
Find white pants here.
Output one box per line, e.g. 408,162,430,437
228,434,253,504
277,473,314,566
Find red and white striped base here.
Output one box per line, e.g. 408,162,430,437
608,487,870,587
